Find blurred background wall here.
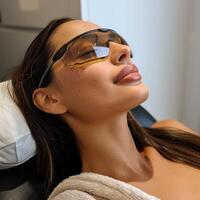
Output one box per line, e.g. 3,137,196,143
0,0,199,131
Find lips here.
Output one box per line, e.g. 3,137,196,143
113,64,141,84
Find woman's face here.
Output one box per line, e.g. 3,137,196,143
48,20,149,122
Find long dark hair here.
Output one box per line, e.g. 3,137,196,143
11,17,200,196
11,18,82,193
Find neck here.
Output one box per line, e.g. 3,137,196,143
65,112,152,182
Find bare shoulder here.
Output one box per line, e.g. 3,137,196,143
151,119,199,135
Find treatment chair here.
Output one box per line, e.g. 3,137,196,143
0,105,156,200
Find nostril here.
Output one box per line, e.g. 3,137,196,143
118,54,127,62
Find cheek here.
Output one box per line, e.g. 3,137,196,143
57,66,112,111
74,69,112,105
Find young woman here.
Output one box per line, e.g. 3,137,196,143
11,18,200,199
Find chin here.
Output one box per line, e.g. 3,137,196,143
128,82,149,109
138,83,149,101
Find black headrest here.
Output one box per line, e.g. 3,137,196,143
0,156,45,200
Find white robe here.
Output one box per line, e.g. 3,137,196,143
48,172,160,200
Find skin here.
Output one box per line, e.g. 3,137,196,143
33,19,151,180
33,20,200,199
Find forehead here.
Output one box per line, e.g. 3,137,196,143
49,20,101,51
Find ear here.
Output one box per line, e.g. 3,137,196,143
32,88,68,114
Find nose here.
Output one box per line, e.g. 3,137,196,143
109,42,132,65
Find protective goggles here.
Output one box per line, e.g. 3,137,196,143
38,28,131,87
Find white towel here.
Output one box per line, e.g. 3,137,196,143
48,172,160,200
